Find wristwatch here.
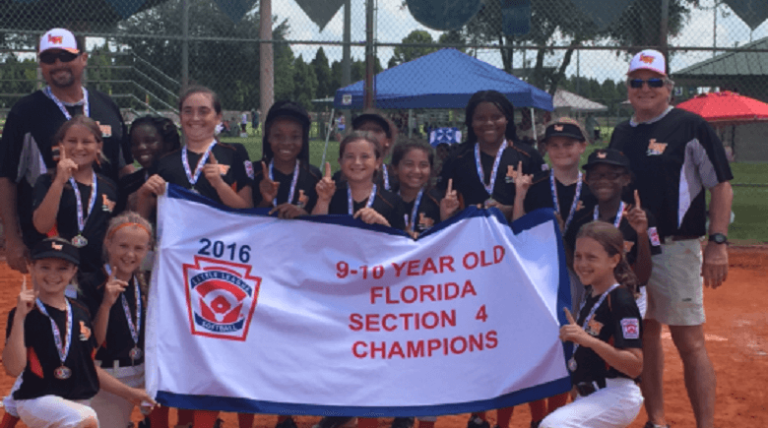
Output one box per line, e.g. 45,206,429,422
708,233,728,245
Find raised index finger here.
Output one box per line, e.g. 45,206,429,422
261,161,268,178
634,190,641,210
209,151,218,165
563,307,577,325
446,178,453,195
324,162,332,179
21,275,27,292
59,145,67,161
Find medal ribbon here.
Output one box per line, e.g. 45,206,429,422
35,298,73,367
474,141,507,195
69,172,98,235
182,140,217,188
269,160,300,205
400,188,424,231
45,86,89,120
593,202,625,228
348,184,377,215
105,264,142,351
571,283,620,362
382,166,390,191
550,170,583,233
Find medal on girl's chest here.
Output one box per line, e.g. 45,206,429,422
35,298,74,381
54,365,72,380
129,346,143,362
568,357,577,372
71,234,88,248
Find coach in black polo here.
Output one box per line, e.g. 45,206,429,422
0,28,133,274
609,49,732,428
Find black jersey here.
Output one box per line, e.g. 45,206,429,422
0,89,131,248
253,160,322,213
609,108,733,238
6,299,100,400
332,163,399,193
78,269,146,368
437,142,545,207
571,285,642,385
327,182,404,230
32,173,118,274
116,169,148,214
151,142,252,206
396,188,442,234
523,171,596,237
566,206,662,265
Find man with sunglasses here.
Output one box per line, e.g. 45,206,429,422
0,28,134,274
609,49,733,428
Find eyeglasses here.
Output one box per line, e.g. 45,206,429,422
629,78,665,89
586,172,624,182
39,51,80,65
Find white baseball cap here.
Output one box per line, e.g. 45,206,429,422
39,28,80,55
627,49,666,76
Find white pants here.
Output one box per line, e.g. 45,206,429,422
90,363,145,428
16,395,97,428
540,378,643,428
2,376,24,417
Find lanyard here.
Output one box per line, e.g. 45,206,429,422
105,265,141,350
69,173,98,234
182,140,217,188
474,141,507,195
400,188,424,231
45,86,89,120
35,298,73,368
571,283,620,364
269,160,300,205
594,202,625,228
550,170,583,233
382,166,390,191
348,184,377,215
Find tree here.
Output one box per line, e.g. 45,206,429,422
312,47,332,98
292,55,318,109
274,44,296,103
388,30,437,68
438,30,467,53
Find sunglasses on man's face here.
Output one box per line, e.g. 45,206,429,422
39,51,80,65
629,78,665,89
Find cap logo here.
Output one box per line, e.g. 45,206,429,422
51,243,63,250
48,35,64,45
597,151,607,159
554,125,564,131
639,54,655,64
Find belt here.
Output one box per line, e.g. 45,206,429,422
97,357,143,369
575,378,607,397
667,235,700,242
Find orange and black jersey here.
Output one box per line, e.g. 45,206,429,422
396,188,442,234
327,182,405,230
522,171,596,237
78,269,146,368
436,142,545,207
6,299,99,401
32,173,118,274
252,160,322,213
151,142,252,206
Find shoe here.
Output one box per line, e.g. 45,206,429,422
313,417,356,428
643,423,670,428
276,418,298,428
530,421,542,428
390,418,414,428
213,419,225,428
467,416,489,428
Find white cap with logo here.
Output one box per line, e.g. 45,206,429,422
627,49,666,76
39,28,80,55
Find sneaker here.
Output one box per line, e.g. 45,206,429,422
313,417,356,428
530,421,541,428
643,423,670,428
390,418,414,428
276,418,298,428
213,418,225,428
467,416,489,428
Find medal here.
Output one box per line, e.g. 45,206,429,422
550,170,583,233
54,365,72,380
182,140,217,191
107,265,143,364
45,86,90,120
400,189,424,231
347,184,377,215
568,358,577,372
129,347,143,361
35,298,73,381
474,140,508,197
568,283,620,372
69,172,98,248
269,160,300,206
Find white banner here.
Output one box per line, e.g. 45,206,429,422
146,184,573,415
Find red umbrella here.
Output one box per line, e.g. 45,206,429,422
676,91,768,123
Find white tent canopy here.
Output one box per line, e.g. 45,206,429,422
553,89,608,113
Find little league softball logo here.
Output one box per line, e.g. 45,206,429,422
183,256,261,341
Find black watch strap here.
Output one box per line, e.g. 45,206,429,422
708,233,728,244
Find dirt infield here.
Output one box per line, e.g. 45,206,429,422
0,246,765,428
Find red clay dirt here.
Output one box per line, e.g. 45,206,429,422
1,246,765,428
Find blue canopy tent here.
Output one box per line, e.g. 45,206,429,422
333,48,553,111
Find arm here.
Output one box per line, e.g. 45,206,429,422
632,236,652,285
96,366,156,407
0,178,29,273
703,181,733,288
582,338,643,379
137,175,165,220
32,177,65,234
3,311,28,377
312,162,335,215
203,153,252,209
119,164,136,178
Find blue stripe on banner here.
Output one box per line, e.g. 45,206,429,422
156,376,572,416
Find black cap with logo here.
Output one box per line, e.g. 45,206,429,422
31,238,80,265
544,120,586,142
583,148,632,171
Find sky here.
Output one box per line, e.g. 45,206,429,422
272,0,768,85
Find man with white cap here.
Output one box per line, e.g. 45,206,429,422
609,49,733,428
0,28,133,274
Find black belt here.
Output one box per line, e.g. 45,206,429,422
665,235,700,242
99,357,144,369
575,378,607,397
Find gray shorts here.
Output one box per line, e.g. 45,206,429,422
646,239,705,326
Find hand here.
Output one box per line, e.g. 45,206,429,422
269,202,308,219
202,152,224,187
627,190,648,234
315,162,336,202
353,207,390,226
16,276,38,319
55,147,78,185
102,271,128,308
440,178,459,221
559,307,593,347
5,238,30,273
139,174,166,197
702,240,728,289
484,199,501,209
403,215,419,239
126,387,157,408
259,162,280,205
513,161,533,197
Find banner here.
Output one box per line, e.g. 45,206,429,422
146,184,573,415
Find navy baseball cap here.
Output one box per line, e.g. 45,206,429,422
264,101,310,129
583,148,631,171
31,238,80,265
352,112,392,138
544,120,586,142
